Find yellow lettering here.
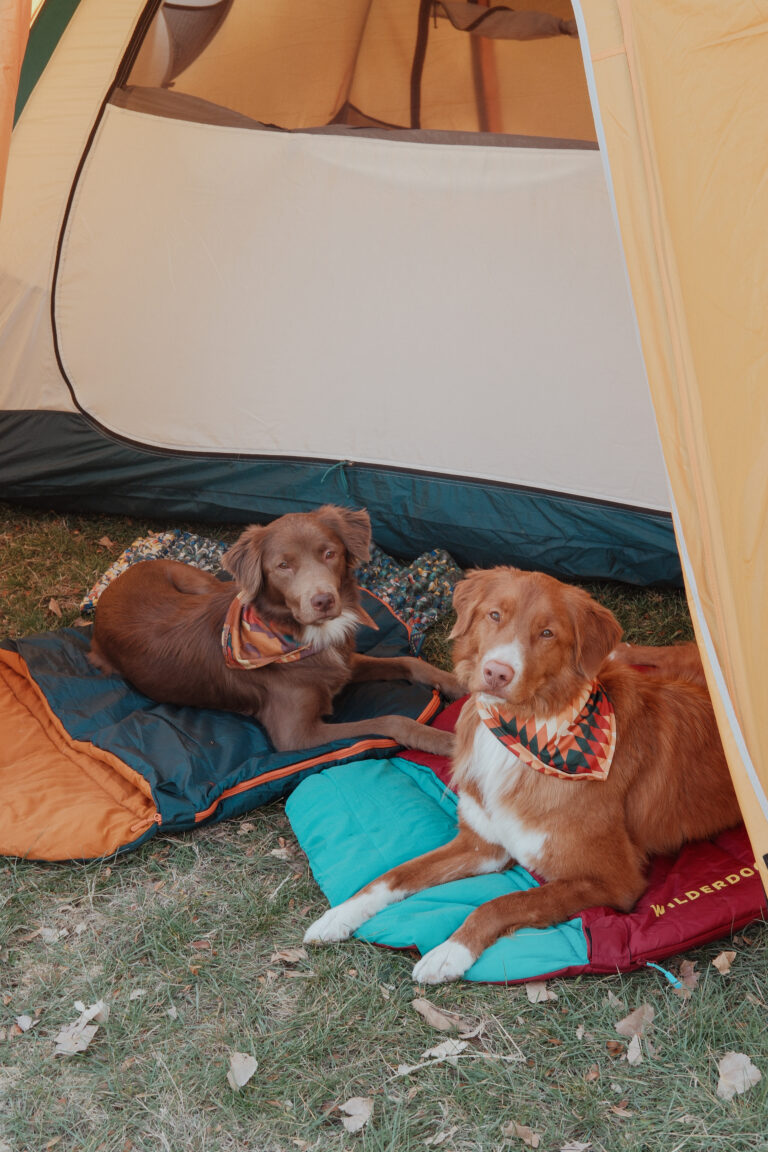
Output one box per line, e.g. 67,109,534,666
673,897,688,905
740,867,754,878
651,904,666,917
712,881,726,891
701,885,713,894
726,873,741,885
684,890,700,900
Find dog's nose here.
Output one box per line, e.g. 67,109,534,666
483,660,514,692
311,592,336,615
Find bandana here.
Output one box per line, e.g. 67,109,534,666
222,593,314,669
477,680,616,781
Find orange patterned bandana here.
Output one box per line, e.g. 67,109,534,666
477,681,616,781
222,593,314,670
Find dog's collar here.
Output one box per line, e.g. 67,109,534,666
476,680,616,781
222,593,315,670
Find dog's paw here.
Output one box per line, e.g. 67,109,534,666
432,670,465,701
304,904,358,944
412,940,475,985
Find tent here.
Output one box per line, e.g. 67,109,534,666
0,0,766,893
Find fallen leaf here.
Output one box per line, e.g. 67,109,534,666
412,997,476,1034
605,991,624,1009
54,1013,99,1055
605,1040,625,1058
716,1052,762,1100
270,947,308,965
97,536,116,549
501,1121,540,1147
615,1003,654,1038
679,959,699,989
15,1014,38,1032
584,1064,600,1082
226,1051,258,1090
561,1143,592,1151
338,1096,373,1134
526,981,558,1003
40,926,68,944
270,846,294,861
48,598,62,618
626,1035,643,1066
712,951,736,976
238,822,256,834
129,989,146,1001
609,1105,633,1118
422,1038,469,1065
424,1125,458,1147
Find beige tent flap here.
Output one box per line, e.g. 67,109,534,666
580,0,768,891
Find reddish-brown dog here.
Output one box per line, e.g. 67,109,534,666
89,506,459,755
305,567,740,983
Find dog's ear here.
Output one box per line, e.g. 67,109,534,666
315,505,372,567
222,524,270,595
449,570,489,639
570,589,623,680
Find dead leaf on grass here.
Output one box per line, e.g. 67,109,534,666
47,598,62,618
53,1000,108,1056
423,1038,469,1065
501,1121,541,1147
226,1051,258,1091
679,959,699,989
338,1096,373,1134
626,1035,643,1066
238,822,256,835
525,981,557,1003
411,997,477,1035
711,951,736,976
270,947,308,965
615,1003,654,1038
716,1052,762,1100
560,1143,592,1151
97,536,117,549
609,1103,633,1119
40,926,68,944
15,1014,39,1032
584,1063,600,1082
605,1040,625,1059
424,1125,458,1147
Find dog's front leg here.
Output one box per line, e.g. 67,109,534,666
413,871,646,985
349,653,464,700
304,829,510,945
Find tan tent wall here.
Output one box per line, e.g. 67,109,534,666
579,0,768,892
0,0,30,218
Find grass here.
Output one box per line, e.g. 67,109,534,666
1,501,766,1152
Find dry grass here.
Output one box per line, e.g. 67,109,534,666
1,501,766,1152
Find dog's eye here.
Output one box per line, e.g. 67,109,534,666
277,560,290,570
488,611,501,623
324,549,337,561
540,629,554,638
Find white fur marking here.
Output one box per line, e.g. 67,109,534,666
412,940,474,985
304,881,401,943
482,639,525,689
460,723,547,872
301,608,360,651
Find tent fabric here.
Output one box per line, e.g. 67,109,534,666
0,0,29,216
577,1,768,891
0,590,440,861
287,748,766,984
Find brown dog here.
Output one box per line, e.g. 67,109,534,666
89,506,459,755
305,567,740,983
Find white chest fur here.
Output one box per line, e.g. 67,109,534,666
458,720,547,872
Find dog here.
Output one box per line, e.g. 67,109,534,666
304,566,741,983
88,506,459,755
609,640,706,684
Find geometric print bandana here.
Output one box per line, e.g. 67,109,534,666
477,680,617,781
222,592,315,670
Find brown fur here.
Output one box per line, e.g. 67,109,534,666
89,506,459,755
306,567,741,981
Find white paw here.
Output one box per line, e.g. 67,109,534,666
303,903,359,944
412,940,475,985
